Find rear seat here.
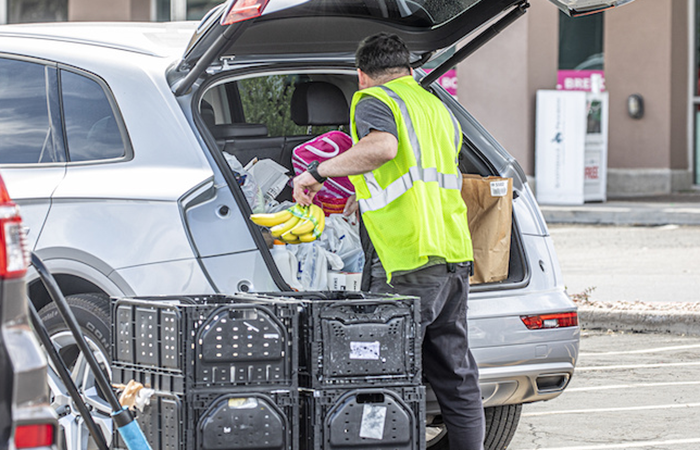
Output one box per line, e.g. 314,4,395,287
213,80,350,176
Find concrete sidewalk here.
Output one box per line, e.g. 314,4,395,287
538,192,700,336
540,192,700,227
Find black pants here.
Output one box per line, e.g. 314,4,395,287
369,263,485,450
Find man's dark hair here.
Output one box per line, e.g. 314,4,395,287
355,32,411,78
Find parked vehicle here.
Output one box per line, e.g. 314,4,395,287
0,174,57,450
0,1,635,449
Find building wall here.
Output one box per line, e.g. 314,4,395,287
605,0,690,195
457,0,558,177
68,0,149,21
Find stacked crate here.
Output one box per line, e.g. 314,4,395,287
236,292,426,450
111,295,299,450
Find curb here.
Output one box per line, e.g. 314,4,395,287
578,308,700,336
541,207,700,226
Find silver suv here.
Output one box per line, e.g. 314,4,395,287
0,1,631,449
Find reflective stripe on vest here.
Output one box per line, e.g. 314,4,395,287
358,85,463,213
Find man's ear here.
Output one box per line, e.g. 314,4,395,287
357,69,370,90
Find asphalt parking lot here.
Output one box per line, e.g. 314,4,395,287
549,224,700,305
508,329,700,449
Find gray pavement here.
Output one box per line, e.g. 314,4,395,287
540,192,700,226
510,330,700,450
538,192,700,336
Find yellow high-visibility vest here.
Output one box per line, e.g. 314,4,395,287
349,75,473,281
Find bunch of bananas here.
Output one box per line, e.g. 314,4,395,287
250,204,325,244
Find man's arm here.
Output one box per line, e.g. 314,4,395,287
293,130,397,206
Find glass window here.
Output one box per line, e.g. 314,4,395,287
0,58,65,164
186,0,220,20
558,11,604,70
694,0,700,184
237,75,335,137
61,70,127,162
156,0,171,21
155,0,220,21
7,0,67,23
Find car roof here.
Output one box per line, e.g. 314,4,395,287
0,22,196,58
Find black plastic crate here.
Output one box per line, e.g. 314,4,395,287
191,389,299,450
301,386,426,450
237,292,422,388
114,391,186,450
112,365,186,396
111,295,298,389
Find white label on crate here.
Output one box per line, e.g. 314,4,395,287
264,333,279,339
359,405,387,440
350,341,380,360
490,180,508,197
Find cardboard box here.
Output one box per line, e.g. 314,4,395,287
327,271,362,291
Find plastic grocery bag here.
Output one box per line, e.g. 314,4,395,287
289,242,343,291
319,214,364,273
246,158,290,202
223,153,265,213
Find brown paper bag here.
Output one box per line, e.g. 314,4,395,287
460,174,513,284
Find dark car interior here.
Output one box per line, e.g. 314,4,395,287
198,71,526,287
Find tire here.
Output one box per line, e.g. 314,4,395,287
39,293,111,353
484,404,522,450
38,293,113,450
426,404,522,450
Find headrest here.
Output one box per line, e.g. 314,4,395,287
211,123,269,140
200,100,216,129
291,82,349,126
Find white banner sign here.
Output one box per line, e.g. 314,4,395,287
535,90,587,205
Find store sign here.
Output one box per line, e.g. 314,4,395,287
424,68,458,96
557,70,606,92
583,92,609,202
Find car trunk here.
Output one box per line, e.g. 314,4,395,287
181,0,636,293
193,67,528,293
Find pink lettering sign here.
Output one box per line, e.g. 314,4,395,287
557,70,606,92
424,68,458,96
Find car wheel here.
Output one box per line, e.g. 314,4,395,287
39,293,113,450
425,415,449,449
484,404,522,450
425,404,523,450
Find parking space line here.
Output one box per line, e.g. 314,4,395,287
516,438,700,450
522,402,700,417
576,361,700,371
566,381,700,392
579,344,700,356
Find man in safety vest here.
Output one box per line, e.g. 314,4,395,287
293,32,485,450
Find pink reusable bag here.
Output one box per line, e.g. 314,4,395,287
292,131,355,211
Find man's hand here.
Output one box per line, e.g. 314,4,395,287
293,170,323,206
343,194,359,218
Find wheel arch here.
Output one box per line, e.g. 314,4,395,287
27,249,133,311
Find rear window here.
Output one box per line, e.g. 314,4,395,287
61,70,127,162
0,58,128,165
0,57,65,164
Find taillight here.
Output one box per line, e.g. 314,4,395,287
521,312,578,330
14,423,55,449
220,0,270,26
0,175,27,279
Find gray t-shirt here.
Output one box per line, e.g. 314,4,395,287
354,97,446,280
354,97,398,140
